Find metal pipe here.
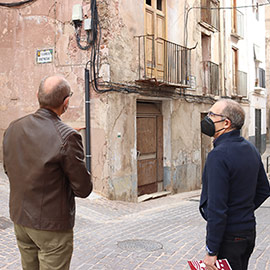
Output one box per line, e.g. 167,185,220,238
85,68,91,173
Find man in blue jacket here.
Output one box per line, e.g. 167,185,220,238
200,99,270,270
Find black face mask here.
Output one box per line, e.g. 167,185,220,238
201,116,225,137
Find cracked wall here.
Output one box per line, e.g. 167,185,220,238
0,0,141,201
1,0,229,202
0,0,93,160
163,100,210,193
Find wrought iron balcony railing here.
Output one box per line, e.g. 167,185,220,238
136,35,192,87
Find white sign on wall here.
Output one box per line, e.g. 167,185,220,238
187,75,196,90
36,49,53,64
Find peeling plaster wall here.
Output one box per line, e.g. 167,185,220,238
88,0,142,201
2,0,260,202
170,100,202,192
90,92,137,202
0,0,140,201
106,93,137,201
0,0,92,160
163,99,215,193
89,95,109,198
0,0,216,202
99,0,143,83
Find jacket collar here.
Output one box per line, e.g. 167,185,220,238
213,129,241,148
36,108,61,120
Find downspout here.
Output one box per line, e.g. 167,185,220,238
85,66,91,173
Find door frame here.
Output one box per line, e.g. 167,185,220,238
136,101,163,196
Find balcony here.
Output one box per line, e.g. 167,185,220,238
254,68,266,95
136,35,192,87
202,61,219,96
201,0,220,31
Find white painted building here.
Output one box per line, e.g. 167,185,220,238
196,0,268,153
245,0,267,153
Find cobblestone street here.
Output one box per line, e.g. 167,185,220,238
0,164,270,270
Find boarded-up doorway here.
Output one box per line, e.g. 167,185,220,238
137,102,163,196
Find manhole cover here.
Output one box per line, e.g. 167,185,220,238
0,216,12,230
117,239,163,252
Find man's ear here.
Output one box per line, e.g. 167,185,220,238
224,118,231,128
63,96,69,107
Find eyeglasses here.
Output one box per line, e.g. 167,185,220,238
207,111,232,122
63,91,73,102
207,111,226,118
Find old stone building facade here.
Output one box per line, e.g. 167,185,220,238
0,0,268,201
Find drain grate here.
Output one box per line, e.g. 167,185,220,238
0,216,12,230
117,239,163,252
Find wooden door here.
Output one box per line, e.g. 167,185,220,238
145,0,166,80
137,102,163,196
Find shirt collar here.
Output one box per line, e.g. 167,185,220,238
36,108,61,120
213,129,241,147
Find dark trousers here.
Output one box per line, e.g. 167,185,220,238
218,229,256,270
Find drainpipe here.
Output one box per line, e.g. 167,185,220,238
85,67,91,173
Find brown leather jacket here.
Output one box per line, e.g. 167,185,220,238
3,108,92,231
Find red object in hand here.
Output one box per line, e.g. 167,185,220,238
188,259,232,270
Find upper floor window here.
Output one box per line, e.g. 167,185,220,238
146,0,163,11
231,0,244,38
201,0,220,31
144,0,166,81
232,47,247,96
157,0,162,10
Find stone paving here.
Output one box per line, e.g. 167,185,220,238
0,164,270,270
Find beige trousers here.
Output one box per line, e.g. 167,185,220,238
14,223,73,270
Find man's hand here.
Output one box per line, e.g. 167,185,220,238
204,254,218,270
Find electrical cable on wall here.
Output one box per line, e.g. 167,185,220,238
75,26,92,51
0,0,36,7
87,0,139,94
72,3,93,51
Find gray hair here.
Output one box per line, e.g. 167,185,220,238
220,99,245,130
38,76,71,109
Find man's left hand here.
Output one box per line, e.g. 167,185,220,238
203,254,218,270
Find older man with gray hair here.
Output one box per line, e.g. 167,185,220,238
200,98,270,270
3,75,92,270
